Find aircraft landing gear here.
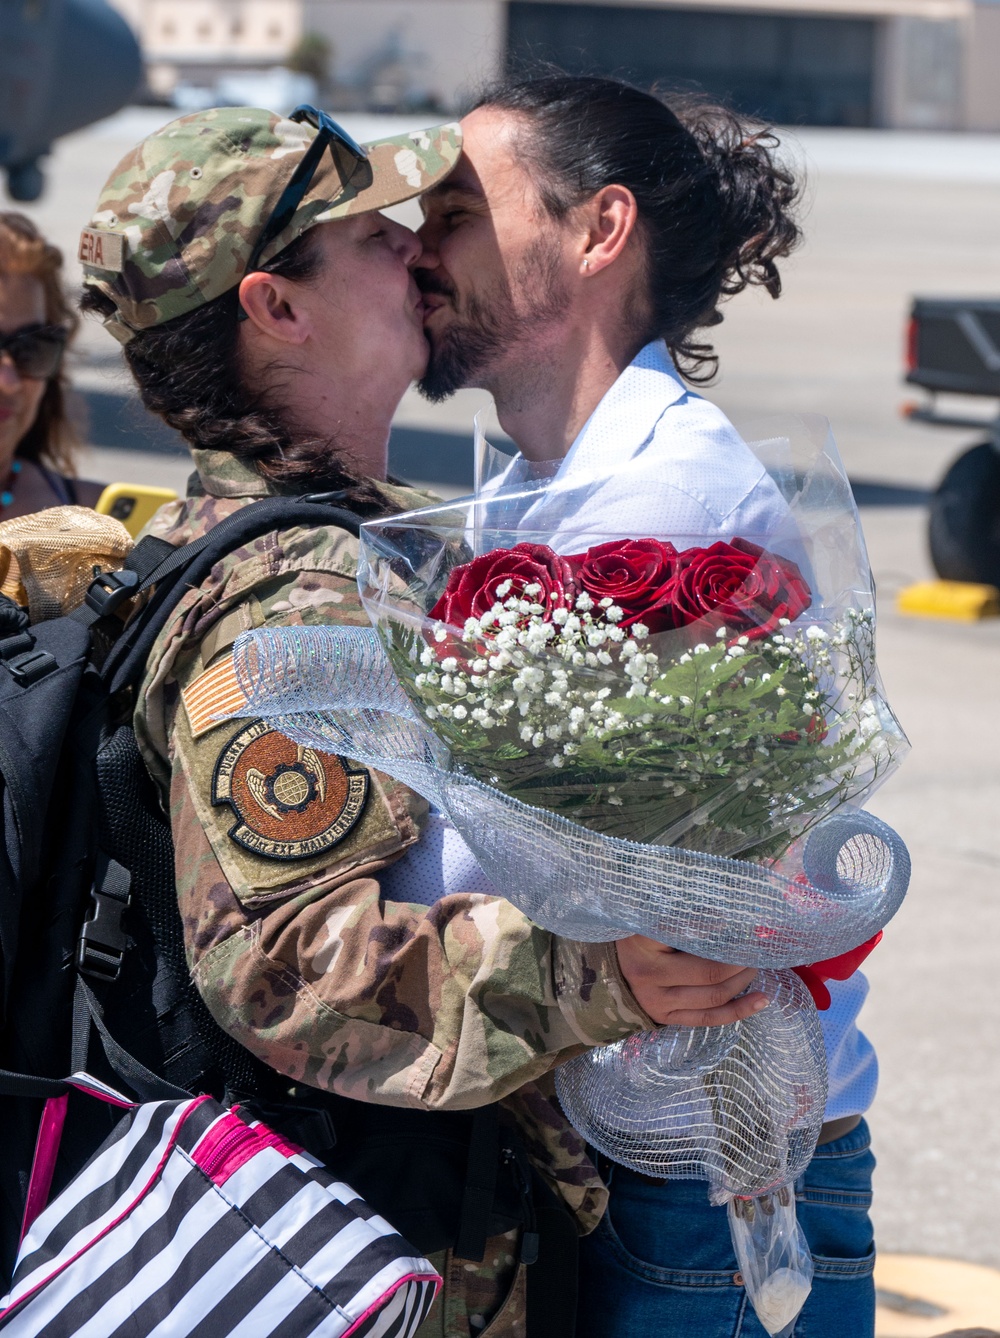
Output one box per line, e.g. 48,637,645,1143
5,161,45,203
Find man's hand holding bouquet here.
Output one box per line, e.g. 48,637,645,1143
229,419,910,1335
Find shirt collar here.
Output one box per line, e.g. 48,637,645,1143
558,340,690,480
187,446,440,512
190,447,274,498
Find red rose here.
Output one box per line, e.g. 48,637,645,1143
428,542,578,628
666,538,812,638
570,538,681,632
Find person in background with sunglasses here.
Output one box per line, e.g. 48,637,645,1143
0,213,103,517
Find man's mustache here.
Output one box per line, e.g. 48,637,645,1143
415,271,457,301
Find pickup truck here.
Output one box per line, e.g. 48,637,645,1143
904,298,1000,588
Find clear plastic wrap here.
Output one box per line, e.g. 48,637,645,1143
727,1186,815,1336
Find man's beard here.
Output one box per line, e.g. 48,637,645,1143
417,238,570,403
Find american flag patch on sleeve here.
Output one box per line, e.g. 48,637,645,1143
181,653,251,738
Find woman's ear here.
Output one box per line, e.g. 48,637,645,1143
237,271,311,344
580,184,640,277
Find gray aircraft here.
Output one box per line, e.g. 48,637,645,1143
1,0,141,201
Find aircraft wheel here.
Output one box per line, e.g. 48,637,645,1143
6,161,44,202
929,440,1000,587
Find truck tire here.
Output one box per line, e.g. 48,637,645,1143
928,441,1000,587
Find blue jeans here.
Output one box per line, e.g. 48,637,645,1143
577,1119,876,1337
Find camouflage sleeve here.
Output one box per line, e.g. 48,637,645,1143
166,566,654,1112
174,753,651,1110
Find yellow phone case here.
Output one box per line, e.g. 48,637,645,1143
95,483,179,539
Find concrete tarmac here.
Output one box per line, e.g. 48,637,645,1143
11,110,1000,1269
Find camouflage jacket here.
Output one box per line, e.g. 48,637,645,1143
134,448,655,1233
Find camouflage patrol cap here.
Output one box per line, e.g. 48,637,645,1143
79,106,461,342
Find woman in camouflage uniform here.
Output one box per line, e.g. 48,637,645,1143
77,105,765,1337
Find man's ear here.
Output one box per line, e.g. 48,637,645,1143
580,185,640,277
237,270,311,344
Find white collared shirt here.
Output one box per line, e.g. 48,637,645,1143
481,339,792,552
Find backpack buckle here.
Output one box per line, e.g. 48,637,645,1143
5,646,58,685
77,865,132,981
85,568,141,617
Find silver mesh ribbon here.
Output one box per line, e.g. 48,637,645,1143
231,626,910,965
555,969,826,1195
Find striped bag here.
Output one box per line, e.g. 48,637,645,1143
0,1073,441,1337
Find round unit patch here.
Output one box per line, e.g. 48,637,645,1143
213,720,370,861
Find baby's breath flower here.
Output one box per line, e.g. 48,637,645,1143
694,643,710,655
606,605,624,623
632,623,649,639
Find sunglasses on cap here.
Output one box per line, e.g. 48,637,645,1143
237,105,369,320
0,324,68,379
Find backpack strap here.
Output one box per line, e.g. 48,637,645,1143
91,495,363,695
71,976,190,1103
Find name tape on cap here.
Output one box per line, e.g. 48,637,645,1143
78,228,125,273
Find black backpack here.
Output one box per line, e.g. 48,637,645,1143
0,495,577,1334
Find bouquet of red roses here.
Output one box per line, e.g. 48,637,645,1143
403,532,891,862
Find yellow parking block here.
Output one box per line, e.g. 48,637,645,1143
896,580,1000,621
875,1253,1000,1336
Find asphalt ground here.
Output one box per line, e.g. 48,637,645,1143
11,110,1000,1281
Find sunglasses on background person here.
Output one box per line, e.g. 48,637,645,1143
0,324,68,380
237,104,370,320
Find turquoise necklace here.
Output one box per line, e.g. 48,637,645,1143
1,459,22,508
